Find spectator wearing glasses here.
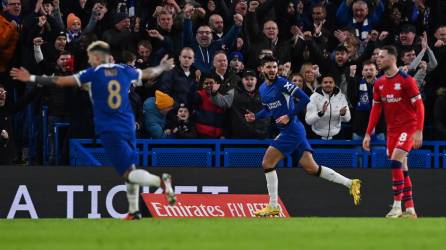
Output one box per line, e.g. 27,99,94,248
183,5,243,73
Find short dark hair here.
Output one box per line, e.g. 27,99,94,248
58,50,72,58
312,3,326,12
261,55,278,66
122,50,136,63
199,72,218,84
436,25,446,32
401,47,415,56
381,45,398,58
289,72,303,79
197,25,211,31
321,74,336,82
362,60,376,67
334,45,348,53
96,0,107,6
137,40,152,51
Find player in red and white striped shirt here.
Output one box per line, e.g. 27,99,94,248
363,46,424,219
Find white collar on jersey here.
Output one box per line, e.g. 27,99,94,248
94,63,125,71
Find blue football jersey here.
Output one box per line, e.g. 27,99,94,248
257,76,310,132
74,64,142,135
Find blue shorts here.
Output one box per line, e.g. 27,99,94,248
100,132,137,176
270,119,313,161
271,133,313,161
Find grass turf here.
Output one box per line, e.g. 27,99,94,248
1,218,445,250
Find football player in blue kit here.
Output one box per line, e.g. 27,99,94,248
245,56,361,217
11,41,176,220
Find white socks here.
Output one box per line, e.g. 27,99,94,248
126,169,161,214
406,207,416,214
265,170,279,208
128,169,161,187
126,182,139,213
319,166,352,188
393,200,402,209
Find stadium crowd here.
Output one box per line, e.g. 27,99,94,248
1,0,446,165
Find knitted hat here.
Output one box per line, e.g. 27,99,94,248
67,13,81,30
155,90,174,110
228,51,244,62
113,12,129,25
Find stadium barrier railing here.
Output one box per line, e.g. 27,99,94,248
68,139,446,168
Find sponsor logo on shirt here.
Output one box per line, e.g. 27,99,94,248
382,94,402,103
266,100,282,109
394,83,401,90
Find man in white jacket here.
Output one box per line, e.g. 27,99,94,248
305,75,350,139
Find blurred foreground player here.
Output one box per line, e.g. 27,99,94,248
363,46,424,219
10,41,176,220
245,56,361,217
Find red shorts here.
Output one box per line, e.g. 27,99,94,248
386,128,416,157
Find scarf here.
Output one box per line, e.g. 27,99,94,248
356,78,371,111
352,18,369,41
3,12,21,25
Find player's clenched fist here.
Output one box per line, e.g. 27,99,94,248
233,14,243,27
245,110,255,122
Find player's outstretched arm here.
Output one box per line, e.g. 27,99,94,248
10,67,77,87
141,55,175,82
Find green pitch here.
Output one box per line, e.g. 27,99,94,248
1,218,446,250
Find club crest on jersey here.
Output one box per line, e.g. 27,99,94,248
394,83,401,90
379,85,384,90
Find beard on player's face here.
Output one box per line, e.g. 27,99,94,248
379,63,390,71
266,71,277,81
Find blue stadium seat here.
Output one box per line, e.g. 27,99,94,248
223,148,287,168
89,148,113,166
371,149,432,168
69,142,102,167
408,150,433,168
370,149,391,168
312,148,360,168
151,148,212,167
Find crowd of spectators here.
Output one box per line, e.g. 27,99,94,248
2,0,446,165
